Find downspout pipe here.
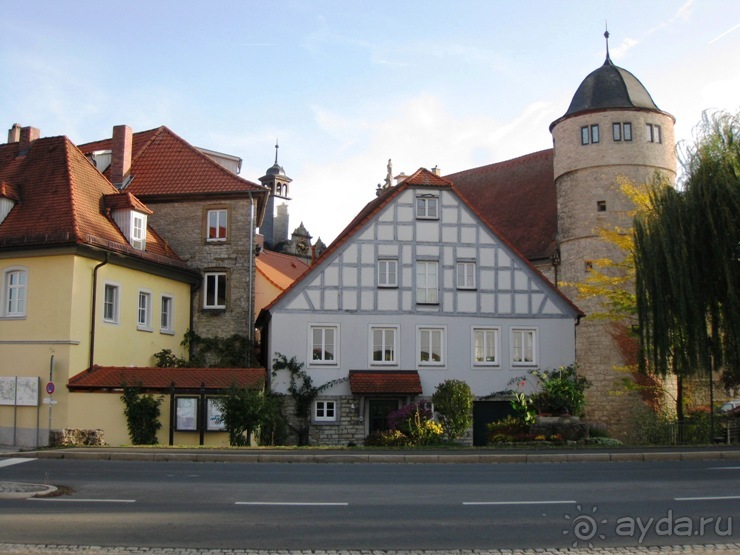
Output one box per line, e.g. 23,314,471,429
247,191,255,367
89,253,110,370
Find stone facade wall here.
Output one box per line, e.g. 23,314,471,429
146,198,256,339
552,108,677,440
49,428,106,447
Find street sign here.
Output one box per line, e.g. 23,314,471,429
45,382,55,395
42,397,58,405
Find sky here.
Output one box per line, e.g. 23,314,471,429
2,0,739,246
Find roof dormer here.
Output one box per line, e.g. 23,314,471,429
104,192,153,251
0,180,19,227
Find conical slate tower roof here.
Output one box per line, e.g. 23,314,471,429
563,55,660,117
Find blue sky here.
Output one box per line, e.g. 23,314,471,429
2,0,739,244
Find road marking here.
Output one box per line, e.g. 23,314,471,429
28,498,136,503
675,495,740,501
0,458,34,468
463,500,577,506
709,466,740,470
235,502,348,506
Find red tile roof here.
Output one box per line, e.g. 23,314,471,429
259,166,581,319
68,365,266,392
445,149,557,261
0,137,191,271
256,250,309,291
349,370,422,394
103,191,153,214
78,126,268,211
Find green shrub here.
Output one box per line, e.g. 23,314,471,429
528,364,591,416
432,379,474,441
588,423,610,438
120,384,163,445
364,429,412,447
583,437,623,447
487,415,529,444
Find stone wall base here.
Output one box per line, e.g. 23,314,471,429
49,428,106,447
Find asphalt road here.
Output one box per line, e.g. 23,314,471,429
0,458,738,550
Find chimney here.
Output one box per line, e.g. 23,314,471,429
7,123,22,143
17,126,40,157
111,125,133,188
431,165,441,176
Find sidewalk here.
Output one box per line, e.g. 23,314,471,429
3,444,740,464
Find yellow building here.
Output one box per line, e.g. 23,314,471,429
0,127,201,447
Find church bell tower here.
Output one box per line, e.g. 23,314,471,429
259,141,293,250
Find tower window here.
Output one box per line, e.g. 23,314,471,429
597,200,606,212
614,122,633,142
623,122,632,141
646,124,662,143
581,125,599,145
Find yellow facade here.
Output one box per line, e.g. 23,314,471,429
66,392,231,447
0,250,192,447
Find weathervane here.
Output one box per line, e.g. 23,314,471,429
604,23,611,62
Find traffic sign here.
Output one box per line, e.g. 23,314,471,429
45,382,55,395
43,397,58,405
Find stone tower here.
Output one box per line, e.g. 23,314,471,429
259,141,293,250
549,34,677,436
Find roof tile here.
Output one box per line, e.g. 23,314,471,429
349,370,422,394
68,365,266,391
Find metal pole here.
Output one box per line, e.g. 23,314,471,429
47,355,54,447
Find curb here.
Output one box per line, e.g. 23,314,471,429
4,448,740,464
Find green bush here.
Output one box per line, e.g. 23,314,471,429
364,429,412,447
432,379,474,441
583,437,623,447
528,364,590,416
486,415,529,444
120,384,163,445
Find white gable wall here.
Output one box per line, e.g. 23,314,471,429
267,186,578,400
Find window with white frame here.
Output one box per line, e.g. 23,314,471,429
311,325,338,364
418,327,444,365
204,272,227,309
131,213,146,250
377,259,398,287
416,195,439,219
2,267,27,318
314,400,337,422
473,327,499,366
206,208,228,242
371,326,398,364
511,328,537,365
646,123,662,143
416,261,438,304
137,290,152,330
160,295,174,334
456,261,476,289
103,283,119,323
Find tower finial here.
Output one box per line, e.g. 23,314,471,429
274,139,279,164
604,23,611,62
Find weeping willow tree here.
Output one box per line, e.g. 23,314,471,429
634,110,740,423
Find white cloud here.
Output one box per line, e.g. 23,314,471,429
284,93,560,245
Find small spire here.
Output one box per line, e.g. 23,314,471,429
274,139,279,164
604,23,611,63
